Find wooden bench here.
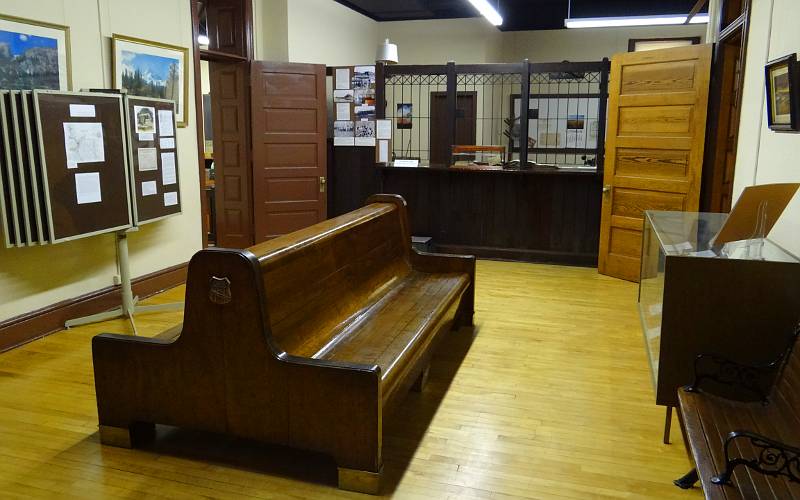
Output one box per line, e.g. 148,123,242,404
675,322,800,498
91,194,475,494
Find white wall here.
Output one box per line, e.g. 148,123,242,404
733,0,800,256
502,24,707,63
0,0,201,323
379,18,504,64
253,0,288,61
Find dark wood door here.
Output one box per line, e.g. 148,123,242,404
210,60,253,248
250,61,327,243
430,92,477,166
204,0,251,58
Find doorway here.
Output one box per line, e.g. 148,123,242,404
430,91,477,166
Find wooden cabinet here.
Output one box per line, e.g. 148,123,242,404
639,211,800,441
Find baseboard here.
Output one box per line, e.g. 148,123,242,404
434,244,598,267
0,262,187,353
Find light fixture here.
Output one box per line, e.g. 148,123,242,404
376,38,399,64
197,34,210,46
467,0,503,26
565,13,709,29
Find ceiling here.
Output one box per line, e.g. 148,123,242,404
332,0,707,31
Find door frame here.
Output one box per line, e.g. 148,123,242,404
190,0,254,247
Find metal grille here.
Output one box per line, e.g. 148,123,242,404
384,73,447,164
378,61,609,169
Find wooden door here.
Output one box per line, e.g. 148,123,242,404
250,61,327,243
210,61,253,248
430,92,477,166
598,44,712,282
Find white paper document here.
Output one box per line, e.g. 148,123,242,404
378,140,389,163
63,122,104,166
137,147,158,171
161,152,177,185
164,191,179,206
335,68,350,90
376,120,391,140
141,180,158,196
138,133,154,142
333,137,355,146
69,104,95,118
159,137,175,149
355,137,376,147
158,109,175,137
336,102,351,121
74,172,102,204
393,159,419,167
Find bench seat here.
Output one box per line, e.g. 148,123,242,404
316,270,469,400
679,389,800,499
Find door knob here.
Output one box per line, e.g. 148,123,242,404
319,176,327,193
603,185,611,194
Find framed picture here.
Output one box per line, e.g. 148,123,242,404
112,34,188,127
765,54,799,132
0,14,71,90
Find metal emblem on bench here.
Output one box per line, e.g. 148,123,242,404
209,276,232,305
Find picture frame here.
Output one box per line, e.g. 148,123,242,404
111,34,189,127
0,14,71,90
765,54,799,132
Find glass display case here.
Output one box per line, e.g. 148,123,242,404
638,211,800,442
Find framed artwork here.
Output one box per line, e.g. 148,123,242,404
112,34,189,127
0,14,71,90
397,103,412,129
765,54,799,132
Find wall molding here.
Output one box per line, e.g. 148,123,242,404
0,263,188,353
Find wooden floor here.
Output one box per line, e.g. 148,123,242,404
0,260,699,499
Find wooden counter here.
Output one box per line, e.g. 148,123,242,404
328,146,602,265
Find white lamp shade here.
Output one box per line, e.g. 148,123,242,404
377,38,399,64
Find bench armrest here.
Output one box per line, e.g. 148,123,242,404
711,430,800,486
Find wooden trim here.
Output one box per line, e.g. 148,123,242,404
200,48,247,62
191,0,209,248
628,37,702,52
434,244,598,267
0,263,188,353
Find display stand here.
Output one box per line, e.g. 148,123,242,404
64,228,182,335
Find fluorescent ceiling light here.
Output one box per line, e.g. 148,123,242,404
565,13,708,29
467,0,503,26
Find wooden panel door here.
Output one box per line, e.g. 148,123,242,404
430,92,477,166
598,45,712,282
209,61,253,248
250,61,327,243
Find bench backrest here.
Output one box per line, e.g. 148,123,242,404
248,200,412,357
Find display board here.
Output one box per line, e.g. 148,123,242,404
124,95,181,224
33,90,132,244
332,65,378,147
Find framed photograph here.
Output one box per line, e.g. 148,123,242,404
112,34,189,127
765,54,799,132
397,103,412,129
0,14,71,90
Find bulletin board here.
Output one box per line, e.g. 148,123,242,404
124,95,181,225
33,90,132,243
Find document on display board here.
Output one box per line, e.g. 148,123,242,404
158,109,175,137
159,137,175,149
141,180,157,196
75,172,102,204
378,140,389,163
137,147,158,171
335,68,350,90
376,119,391,139
63,122,104,167
161,152,177,185
164,192,179,206
69,104,95,117
336,102,351,121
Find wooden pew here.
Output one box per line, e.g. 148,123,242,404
675,323,800,498
91,194,474,494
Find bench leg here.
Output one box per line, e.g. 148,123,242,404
338,466,383,494
99,422,155,448
673,468,698,489
410,366,430,392
663,406,673,444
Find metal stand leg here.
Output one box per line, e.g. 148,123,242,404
663,406,673,444
64,229,183,334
